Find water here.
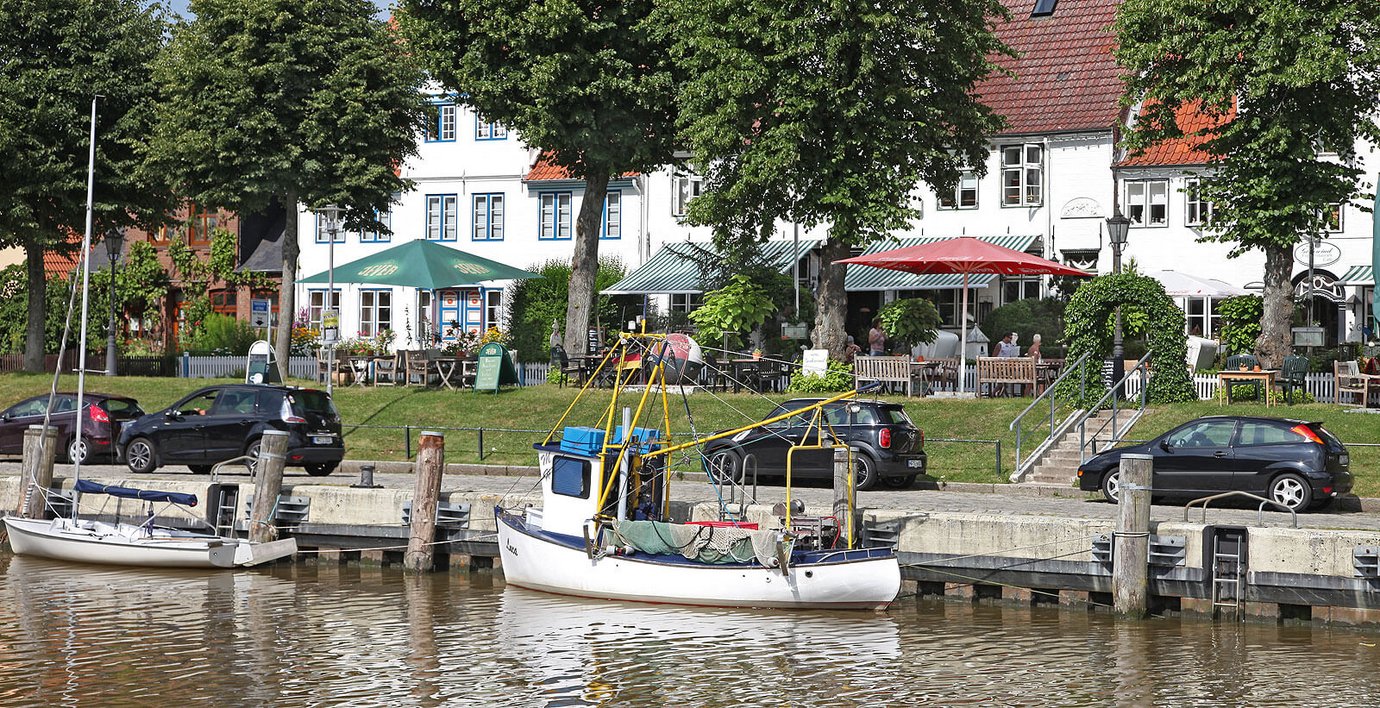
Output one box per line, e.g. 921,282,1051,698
0,555,1377,706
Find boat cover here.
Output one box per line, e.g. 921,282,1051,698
613,520,781,567
74,479,198,506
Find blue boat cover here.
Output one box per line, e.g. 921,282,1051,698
74,479,198,507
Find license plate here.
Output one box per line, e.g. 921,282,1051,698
313,435,334,445
906,459,924,469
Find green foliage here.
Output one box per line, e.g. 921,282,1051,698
1217,295,1263,355
506,259,634,361
787,360,854,393
186,312,257,355
118,241,173,334
688,275,777,350
878,299,942,349
985,298,1066,354
1062,271,1194,404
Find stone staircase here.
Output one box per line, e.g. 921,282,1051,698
1023,409,1131,486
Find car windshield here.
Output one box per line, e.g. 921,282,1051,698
290,390,337,416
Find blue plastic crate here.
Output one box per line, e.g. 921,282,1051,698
559,426,606,456
613,425,662,454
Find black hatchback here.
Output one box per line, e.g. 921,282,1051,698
702,398,926,490
1076,415,1351,511
118,385,344,476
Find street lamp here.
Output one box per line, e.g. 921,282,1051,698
104,228,125,376
1105,208,1131,390
315,204,343,394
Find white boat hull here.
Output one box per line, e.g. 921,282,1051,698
4,516,296,569
497,511,900,610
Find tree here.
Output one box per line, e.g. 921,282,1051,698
505,258,635,361
148,0,426,378
687,275,777,350
1116,0,1380,368
0,0,173,371
398,0,680,357
662,0,1010,356
877,298,942,352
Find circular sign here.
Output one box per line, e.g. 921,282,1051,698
1293,240,1342,267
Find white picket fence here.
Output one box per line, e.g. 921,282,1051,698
179,353,553,386
1123,371,1337,403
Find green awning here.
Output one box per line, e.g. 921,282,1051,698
843,234,1039,291
1339,265,1374,285
603,239,822,295
300,240,539,288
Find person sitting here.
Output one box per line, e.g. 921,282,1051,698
843,336,862,364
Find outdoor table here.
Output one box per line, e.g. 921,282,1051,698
910,360,943,396
347,356,372,386
729,359,766,393
1218,369,1277,407
1034,360,1063,395
568,354,605,387
430,357,465,390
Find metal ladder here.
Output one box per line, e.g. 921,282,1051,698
1211,528,1247,618
212,485,239,538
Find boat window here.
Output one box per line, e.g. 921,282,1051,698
552,456,590,498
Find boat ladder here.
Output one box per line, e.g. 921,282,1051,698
1211,527,1247,619
212,485,240,538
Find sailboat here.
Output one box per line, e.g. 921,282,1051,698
2,98,296,569
495,332,901,609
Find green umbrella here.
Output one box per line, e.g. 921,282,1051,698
300,240,540,288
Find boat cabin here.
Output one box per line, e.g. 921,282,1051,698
531,426,666,537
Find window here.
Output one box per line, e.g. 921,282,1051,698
1322,203,1344,232
1165,419,1237,448
539,193,573,240
551,456,591,498
210,289,237,316
359,289,393,336
485,290,503,329
426,194,458,241
1031,0,1057,15
315,213,347,244
670,293,702,313
417,291,435,344
307,289,341,330
1236,421,1308,447
356,195,397,242
1001,144,1043,206
473,194,504,241
672,173,703,217
602,191,622,239
1126,179,1168,227
150,225,171,244
475,117,507,140
939,171,979,209
1185,179,1212,227
186,208,218,245
1003,277,1040,303
425,102,456,142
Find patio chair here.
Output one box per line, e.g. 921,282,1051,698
372,353,399,386
1335,360,1371,406
1275,355,1309,404
1223,354,1261,403
405,349,434,386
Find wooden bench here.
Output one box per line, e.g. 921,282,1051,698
1334,360,1376,406
853,356,915,397
976,357,1037,397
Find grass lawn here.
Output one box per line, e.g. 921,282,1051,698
4,373,1377,494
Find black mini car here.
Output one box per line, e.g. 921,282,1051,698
702,398,926,490
1076,415,1351,511
118,385,344,476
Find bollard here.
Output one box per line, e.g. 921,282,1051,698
352,463,379,489
832,446,855,549
248,430,290,544
17,425,59,519
1113,453,1154,618
405,431,445,572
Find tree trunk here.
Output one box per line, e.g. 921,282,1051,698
564,172,610,357
275,190,299,381
1255,242,1293,369
812,238,850,358
23,244,46,373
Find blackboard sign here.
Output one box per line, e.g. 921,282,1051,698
587,327,603,353
1101,357,1124,399
475,342,520,393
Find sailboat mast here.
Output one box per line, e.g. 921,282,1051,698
72,96,99,485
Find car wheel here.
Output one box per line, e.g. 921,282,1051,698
880,474,918,489
66,436,89,465
244,439,261,474
1268,473,1312,512
305,462,337,477
853,452,879,491
189,464,214,475
125,437,157,474
704,449,743,485
1101,470,1121,504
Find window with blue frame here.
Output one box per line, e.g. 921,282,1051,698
357,193,398,242
601,191,622,239
539,193,573,240
551,456,590,498
425,102,456,142
472,194,504,241
425,194,458,241
475,117,508,140
314,214,346,244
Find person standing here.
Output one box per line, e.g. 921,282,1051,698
1025,333,1042,362
992,332,1015,357
867,319,886,356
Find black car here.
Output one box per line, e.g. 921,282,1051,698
0,392,143,464
118,385,344,476
702,398,926,490
1076,415,1352,511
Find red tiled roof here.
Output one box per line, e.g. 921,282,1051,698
976,0,1125,136
43,232,85,280
525,151,639,181
1118,100,1235,167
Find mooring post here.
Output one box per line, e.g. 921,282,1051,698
18,425,58,519
248,430,290,544
405,430,445,572
832,446,855,548
1113,452,1154,617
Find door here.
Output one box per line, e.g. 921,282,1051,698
200,388,259,459
1153,419,1238,496
159,389,222,462
0,396,50,454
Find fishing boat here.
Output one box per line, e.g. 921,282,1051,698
3,98,295,570
496,332,901,610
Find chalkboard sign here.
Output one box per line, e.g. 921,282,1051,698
587,327,603,353
1101,357,1124,399
475,342,520,393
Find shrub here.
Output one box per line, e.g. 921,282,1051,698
506,258,637,361
787,359,854,392
878,298,941,349
1217,295,1262,355
688,275,776,350
189,313,257,355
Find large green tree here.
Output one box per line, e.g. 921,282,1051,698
148,0,426,377
399,0,680,356
1117,0,1380,368
662,0,1010,356
0,0,172,371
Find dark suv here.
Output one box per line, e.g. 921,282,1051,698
118,385,344,476
0,392,143,464
702,398,926,489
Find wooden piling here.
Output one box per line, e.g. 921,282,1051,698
248,430,290,544
1113,452,1153,617
405,431,445,572
832,446,855,548
18,425,58,519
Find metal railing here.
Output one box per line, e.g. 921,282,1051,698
1077,351,1152,463
1185,490,1298,528
1008,352,1091,482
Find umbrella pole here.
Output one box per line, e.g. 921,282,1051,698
959,273,969,395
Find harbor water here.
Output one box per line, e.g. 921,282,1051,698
1,555,1377,706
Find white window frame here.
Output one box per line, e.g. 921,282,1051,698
473,193,504,241
539,193,572,240
670,293,702,313
1002,277,1040,304
314,214,346,244
307,289,341,330
602,191,622,239
1125,179,1169,228
359,289,393,337
1000,144,1043,207
938,171,979,210
1322,203,1344,233
476,118,508,140
426,102,456,142
484,290,503,329
426,194,458,241
1184,179,1212,227
672,173,703,217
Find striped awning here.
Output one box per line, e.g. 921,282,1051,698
603,239,822,295
1339,265,1374,285
843,234,1040,291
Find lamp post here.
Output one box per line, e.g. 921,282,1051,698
1106,208,1131,393
316,204,343,394
104,228,125,376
